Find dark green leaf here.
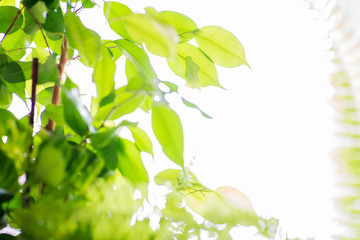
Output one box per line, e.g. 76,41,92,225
42,6,64,34
182,97,212,119
62,88,96,136
0,61,25,83
99,91,115,107
23,8,39,35
0,150,18,193
0,188,14,203
38,54,58,84
0,6,23,34
152,101,184,167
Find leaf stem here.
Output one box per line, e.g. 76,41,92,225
0,6,24,43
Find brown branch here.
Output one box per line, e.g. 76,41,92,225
0,6,24,43
45,38,69,132
29,58,39,128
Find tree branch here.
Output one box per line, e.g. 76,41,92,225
0,6,24,43
45,38,69,131
29,58,39,128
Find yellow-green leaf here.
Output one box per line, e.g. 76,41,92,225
65,12,101,67
167,43,221,88
152,102,184,167
194,25,249,68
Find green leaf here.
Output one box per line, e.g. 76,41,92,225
62,88,96,136
158,11,197,42
103,40,122,61
184,56,200,89
128,126,153,156
65,12,101,67
121,12,178,57
81,0,95,9
160,81,178,93
38,54,58,84
115,39,157,84
2,29,34,61
0,79,12,109
182,98,212,119
29,1,48,24
42,6,65,34
103,1,133,40
125,59,144,91
33,144,65,187
43,103,65,125
34,30,62,55
0,0,15,6
167,43,220,88
23,8,39,35
0,150,18,193
36,86,54,106
0,61,25,100
0,61,25,83
0,6,23,34
194,26,249,68
152,102,184,167
93,45,116,100
116,138,149,184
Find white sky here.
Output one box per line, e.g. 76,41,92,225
7,0,340,238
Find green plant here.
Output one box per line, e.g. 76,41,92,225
0,0,297,239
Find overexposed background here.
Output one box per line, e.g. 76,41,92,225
9,0,339,238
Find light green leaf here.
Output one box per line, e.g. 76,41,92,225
29,1,48,24
194,25,249,68
103,1,133,40
65,12,101,67
125,59,144,91
158,11,197,42
0,150,18,193
182,97,212,119
38,54,58,84
95,87,146,121
167,42,220,88
160,81,178,93
155,169,200,189
62,88,96,136
116,138,149,184
121,12,178,57
36,87,53,105
43,103,65,125
0,6,23,34
81,0,95,9
184,56,200,89
128,126,153,156
23,8,39,35
1,29,33,61
34,30,62,55
93,45,116,100
152,101,184,167
34,145,65,187
103,40,122,61
115,39,157,83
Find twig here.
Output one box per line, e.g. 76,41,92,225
0,6,24,43
22,3,52,54
29,58,39,128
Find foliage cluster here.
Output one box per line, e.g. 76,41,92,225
0,0,299,239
